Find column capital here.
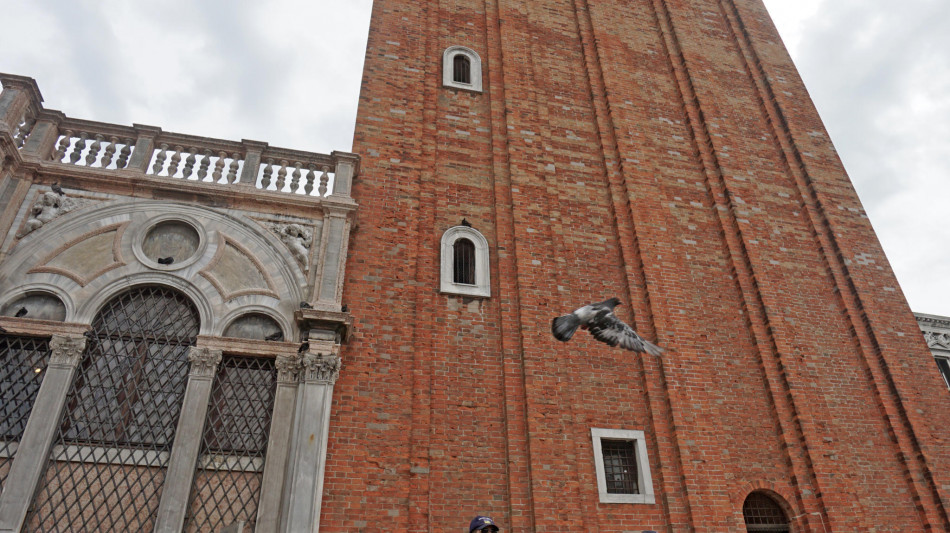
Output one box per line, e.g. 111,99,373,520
187,346,222,378
275,353,301,384
48,334,86,367
299,351,341,384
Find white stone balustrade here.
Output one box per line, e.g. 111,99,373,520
0,73,359,200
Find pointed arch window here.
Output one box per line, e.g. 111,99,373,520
443,46,483,92
441,225,490,297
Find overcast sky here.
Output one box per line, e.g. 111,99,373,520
1,0,947,316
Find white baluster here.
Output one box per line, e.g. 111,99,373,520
305,164,316,195
85,134,103,166
183,149,197,179
152,143,169,174
198,149,212,180
213,152,226,182
69,132,88,164
101,136,118,168
227,154,240,184
117,139,133,169
276,160,288,191
52,131,73,162
168,146,183,177
318,166,330,197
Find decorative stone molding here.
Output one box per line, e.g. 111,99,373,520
299,351,341,384
275,353,301,384
923,332,950,351
269,222,313,269
48,334,87,367
17,190,89,238
187,346,222,378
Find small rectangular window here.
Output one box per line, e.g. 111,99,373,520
591,428,655,504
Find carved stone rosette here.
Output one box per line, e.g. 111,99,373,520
275,353,301,384
187,347,222,378
299,352,341,384
49,334,87,367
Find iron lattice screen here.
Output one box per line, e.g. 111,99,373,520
185,355,277,532
26,286,199,532
0,335,52,493
602,439,640,494
743,492,791,532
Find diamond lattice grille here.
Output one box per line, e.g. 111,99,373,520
0,335,51,493
26,286,199,532
186,355,276,532
743,492,791,532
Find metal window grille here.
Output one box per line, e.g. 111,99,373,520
742,492,790,532
185,355,277,533
26,286,199,532
936,357,950,389
453,54,471,84
453,238,476,285
0,335,51,493
601,439,639,494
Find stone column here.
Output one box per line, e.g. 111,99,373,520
254,353,300,533
280,349,341,533
0,334,85,533
153,347,222,533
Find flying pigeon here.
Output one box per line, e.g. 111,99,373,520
157,256,174,265
552,297,664,355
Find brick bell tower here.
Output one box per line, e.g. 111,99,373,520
334,0,950,531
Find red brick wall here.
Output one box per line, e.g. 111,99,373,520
332,0,950,530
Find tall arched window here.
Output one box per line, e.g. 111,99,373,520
742,492,791,532
443,46,483,92
441,225,490,297
27,286,199,531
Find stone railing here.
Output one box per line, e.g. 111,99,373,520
0,73,358,199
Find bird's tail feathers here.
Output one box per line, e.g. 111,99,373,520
642,339,664,357
552,314,581,342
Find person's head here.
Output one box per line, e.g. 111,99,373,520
469,515,499,532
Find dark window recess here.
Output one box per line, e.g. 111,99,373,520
936,357,950,388
601,439,639,494
185,355,277,532
453,54,471,84
742,492,791,532
1,334,52,491
453,238,476,285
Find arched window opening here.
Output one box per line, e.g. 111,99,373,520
27,285,199,531
0,334,51,491
453,238,476,285
453,54,471,84
743,492,791,532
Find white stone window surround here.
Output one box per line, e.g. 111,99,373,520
591,427,656,504
442,46,483,93
440,225,491,298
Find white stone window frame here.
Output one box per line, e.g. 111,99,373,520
440,225,490,298
591,428,655,504
442,46,483,93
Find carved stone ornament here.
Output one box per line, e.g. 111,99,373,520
18,190,87,238
269,222,313,268
923,332,950,351
49,334,87,366
275,353,301,384
299,352,341,384
187,347,223,378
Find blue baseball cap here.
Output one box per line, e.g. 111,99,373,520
469,515,499,532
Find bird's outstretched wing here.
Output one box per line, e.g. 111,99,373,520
587,311,664,356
